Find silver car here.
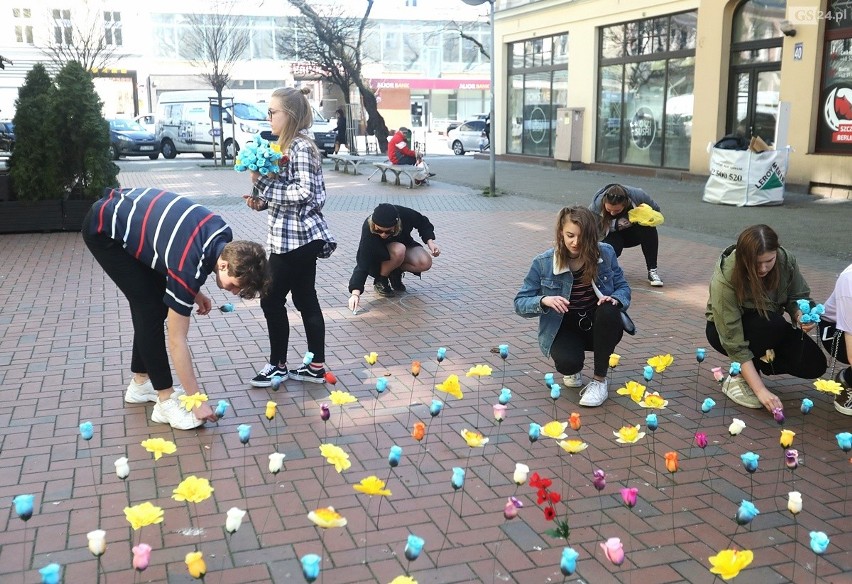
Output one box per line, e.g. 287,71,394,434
447,119,487,155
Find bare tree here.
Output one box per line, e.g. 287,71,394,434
286,0,391,153
40,5,120,71
182,0,250,165
447,20,490,61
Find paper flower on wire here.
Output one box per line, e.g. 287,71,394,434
728,418,746,436
735,500,759,525
787,491,802,515
466,364,493,377
320,403,330,421
215,400,229,418
354,475,392,496
493,403,507,421
560,547,580,575
643,365,654,381
220,302,234,312
324,371,338,385
404,533,425,561
79,421,94,441
814,379,843,395
701,398,716,413
124,502,164,530
265,401,277,420
640,392,668,409
800,398,813,414
179,393,208,412
600,537,625,565
376,377,389,393
238,424,252,444
498,344,509,359
696,348,706,363
628,203,664,226
760,349,775,364
436,347,447,362
308,506,348,528
708,549,753,580
411,361,422,377
388,445,402,468
593,469,606,491
569,412,581,431
225,507,246,533
320,443,351,472
269,452,286,474
14,494,34,521
451,467,465,490
729,362,741,376
115,457,130,480
647,354,673,372
300,554,321,583
712,367,724,382
412,421,426,441
172,476,214,504
542,421,568,440
544,373,554,387
740,452,759,473
664,451,679,473
798,302,825,324
695,432,708,449
329,390,357,405
499,388,512,405
617,380,646,403
271,374,285,390
837,432,852,452
132,543,152,571
609,353,621,368
87,529,106,557
39,564,61,584
809,531,830,555
302,351,314,365
461,428,488,447
614,424,645,444
558,439,588,454
141,437,176,460
513,463,530,485
390,577,417,584
233,134,283,174
185,551,206,579
550,384,561,400
780,429,795,448
364,352,379,366
436,374,463,399
429,399,443,417
785,449,798,470
503,496,523,519
528,423,541,442
620,487,638,508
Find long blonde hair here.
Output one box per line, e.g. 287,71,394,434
270,87,317,154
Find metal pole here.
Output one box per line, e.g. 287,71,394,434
489,0,496,196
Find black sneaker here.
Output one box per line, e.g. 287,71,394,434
250,363,288,388
835,369,852,416
289,365,327,384
389,269,406,292
374,277,395,297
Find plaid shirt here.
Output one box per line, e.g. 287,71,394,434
255,136,336,257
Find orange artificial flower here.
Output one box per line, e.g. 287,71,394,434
412,421,426,442
569,412,581,431
665,451,679,473
411,361,421,377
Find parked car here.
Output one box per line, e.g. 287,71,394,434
447,119,487,155
445,113,488,136
107,119,160,160
0,121,14,152
134,113,156,134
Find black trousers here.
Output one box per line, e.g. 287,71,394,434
82,210,173,390
603,225,659,271
706,311,827,379
261,240,326,365
550,302,624,378
818,320,849,365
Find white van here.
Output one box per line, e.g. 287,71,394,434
255,97,337,156
155,91,272,159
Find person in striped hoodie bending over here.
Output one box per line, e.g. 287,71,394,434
83,187,270,430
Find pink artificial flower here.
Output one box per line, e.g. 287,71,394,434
503,496,523,520
132,543,152,571
695,432,708,449
600,537,625,565
711,367,724,382
620,487,638,508
492,404,507,422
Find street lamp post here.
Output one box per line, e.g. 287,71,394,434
462,0,496,195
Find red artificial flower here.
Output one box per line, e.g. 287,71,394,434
536,489,547,505
323,371,338,385
549,491,561,504
529,472,543,488
543,507,556,521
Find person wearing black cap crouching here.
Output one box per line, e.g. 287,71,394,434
348,203,441,310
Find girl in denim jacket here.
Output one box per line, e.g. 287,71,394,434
514,206,631,407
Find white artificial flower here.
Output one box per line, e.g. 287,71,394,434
728,418,746,436
225,507,246,534
87,529,107,556
787,491,802,515
268,452,286,474
114,457,130,480
513,463,530,485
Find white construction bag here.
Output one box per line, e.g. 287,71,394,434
702,147,790,206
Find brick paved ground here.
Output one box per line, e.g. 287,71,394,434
0,165,849,583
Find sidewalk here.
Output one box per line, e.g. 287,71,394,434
0,164,849,583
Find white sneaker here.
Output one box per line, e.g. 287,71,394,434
562,373,583,388
578,378,609,407
647,269,664,287
125,378,158,403
151,396,204,430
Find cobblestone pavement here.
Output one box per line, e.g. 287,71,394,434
0,164,849,583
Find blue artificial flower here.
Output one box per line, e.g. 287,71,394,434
740,451,759,473
436,347,447,362
39,563,61,584
215,400,229,418
376,377,388,393
645,413,658,431
729,362,742,376
809,531,830,555
498,344,509,359
544,373,555,387
499,387,512,405
451,467,465,490
233,135,282,176
13,494,34,521
302,351,314,365
550,384,561,400
797,299,811,313
388,445,402,468
429,399,443,417
404,533,425,561
643,365,654,382
220,303,234,312
800,398,813,414
735,500,760,525
300,554,321,583
814,304,825,316
695,348,706,363
79,421,94,441
560,547,579,576
528,422,541,443
837,432,852,452
238,424,251,445
271,374,285,390
701,397,716,413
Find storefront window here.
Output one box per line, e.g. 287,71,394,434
816,2,852,153
506,32,569,157
596,10,696,169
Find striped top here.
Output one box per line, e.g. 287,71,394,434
89,187,232,316
568,268,597,312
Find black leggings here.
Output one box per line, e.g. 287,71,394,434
549,303,624,378
261,240,327,365
603,225,658,271
82,213,173,391
705,311,827,379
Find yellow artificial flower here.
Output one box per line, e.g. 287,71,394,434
269,143,282,154
436,374,463,399
141,437,176,461
627,203,665,227
708,549,754,580
178,393,209,412
265,401,277,420
609,353,621,368
185,551,206,579
460,428,489,447
308,506,348,528
172,476,214,504
365,352,379,365
329,390,358,405
780,429,795,448
814,379,843,395
466,364,493,377
319,443,351,473
639,391,668,409
614,424,646,444
542,421,568,440
353,475,392,496
647,354,674,373
558,439,588,454
124,501,164,530
389,577,418,584
759,349,776,364
616,380,647,404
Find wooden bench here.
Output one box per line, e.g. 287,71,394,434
370,162,424,189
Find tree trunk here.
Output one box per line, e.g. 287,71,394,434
354,78,388,154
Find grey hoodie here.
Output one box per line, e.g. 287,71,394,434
589,184,660,238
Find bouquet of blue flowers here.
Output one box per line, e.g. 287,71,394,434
233,134,283,176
